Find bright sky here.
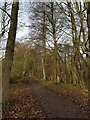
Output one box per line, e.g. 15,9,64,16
0,2,30,58
16,2,30,39
0,0,86,59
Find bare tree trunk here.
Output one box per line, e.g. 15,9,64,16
0,2,7,38
67,2,84,86
51,2,58,83
87,2,90,52
2,1,19,103
22,50,28,81
87,2,90,88
42,55,46,80
75,2,86,43
42,3,46,81
68,2,78,85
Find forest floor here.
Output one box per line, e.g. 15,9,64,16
37,79,89,117
2,82,47,119
2,79,89,119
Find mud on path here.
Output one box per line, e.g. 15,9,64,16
28,80,88,119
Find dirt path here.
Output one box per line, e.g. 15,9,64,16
29,80,88,118
2,83,47,119
3,80,88,119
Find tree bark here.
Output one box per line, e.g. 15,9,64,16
51,2,58,82
2,1,19,103
87,2,90,88
42,3,46,81
87,2,90,52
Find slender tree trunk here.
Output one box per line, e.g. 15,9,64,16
42,3,46,81
87,2,90,52
51,2,58,83
42,56,46,80
76,2,86,43
0,2,7,38
0,61,2,113
22,50,28,81
87,2,90,87
68,2,78,85
68,2,84,86
2,1,19,103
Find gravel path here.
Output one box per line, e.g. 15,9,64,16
29,80,88,118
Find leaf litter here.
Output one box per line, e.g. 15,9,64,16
2,82,47,119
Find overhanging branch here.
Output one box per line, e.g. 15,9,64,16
0,7,11,19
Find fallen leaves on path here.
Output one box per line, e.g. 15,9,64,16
37,81,89,118
2,83,47,119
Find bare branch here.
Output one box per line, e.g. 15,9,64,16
0,7,11,19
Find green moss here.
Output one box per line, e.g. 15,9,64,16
0,103,2,109
2,98,15,109
2,100,9,109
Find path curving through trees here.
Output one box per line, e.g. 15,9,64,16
29,80,88,118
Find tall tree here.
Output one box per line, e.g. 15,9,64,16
29,3,47,81
51,2,58,82
41,3,46,81
0,1,11,39
87,2,90,86
2,0,19,103
87,2,90,52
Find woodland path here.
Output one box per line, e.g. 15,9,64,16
28,80,87,118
